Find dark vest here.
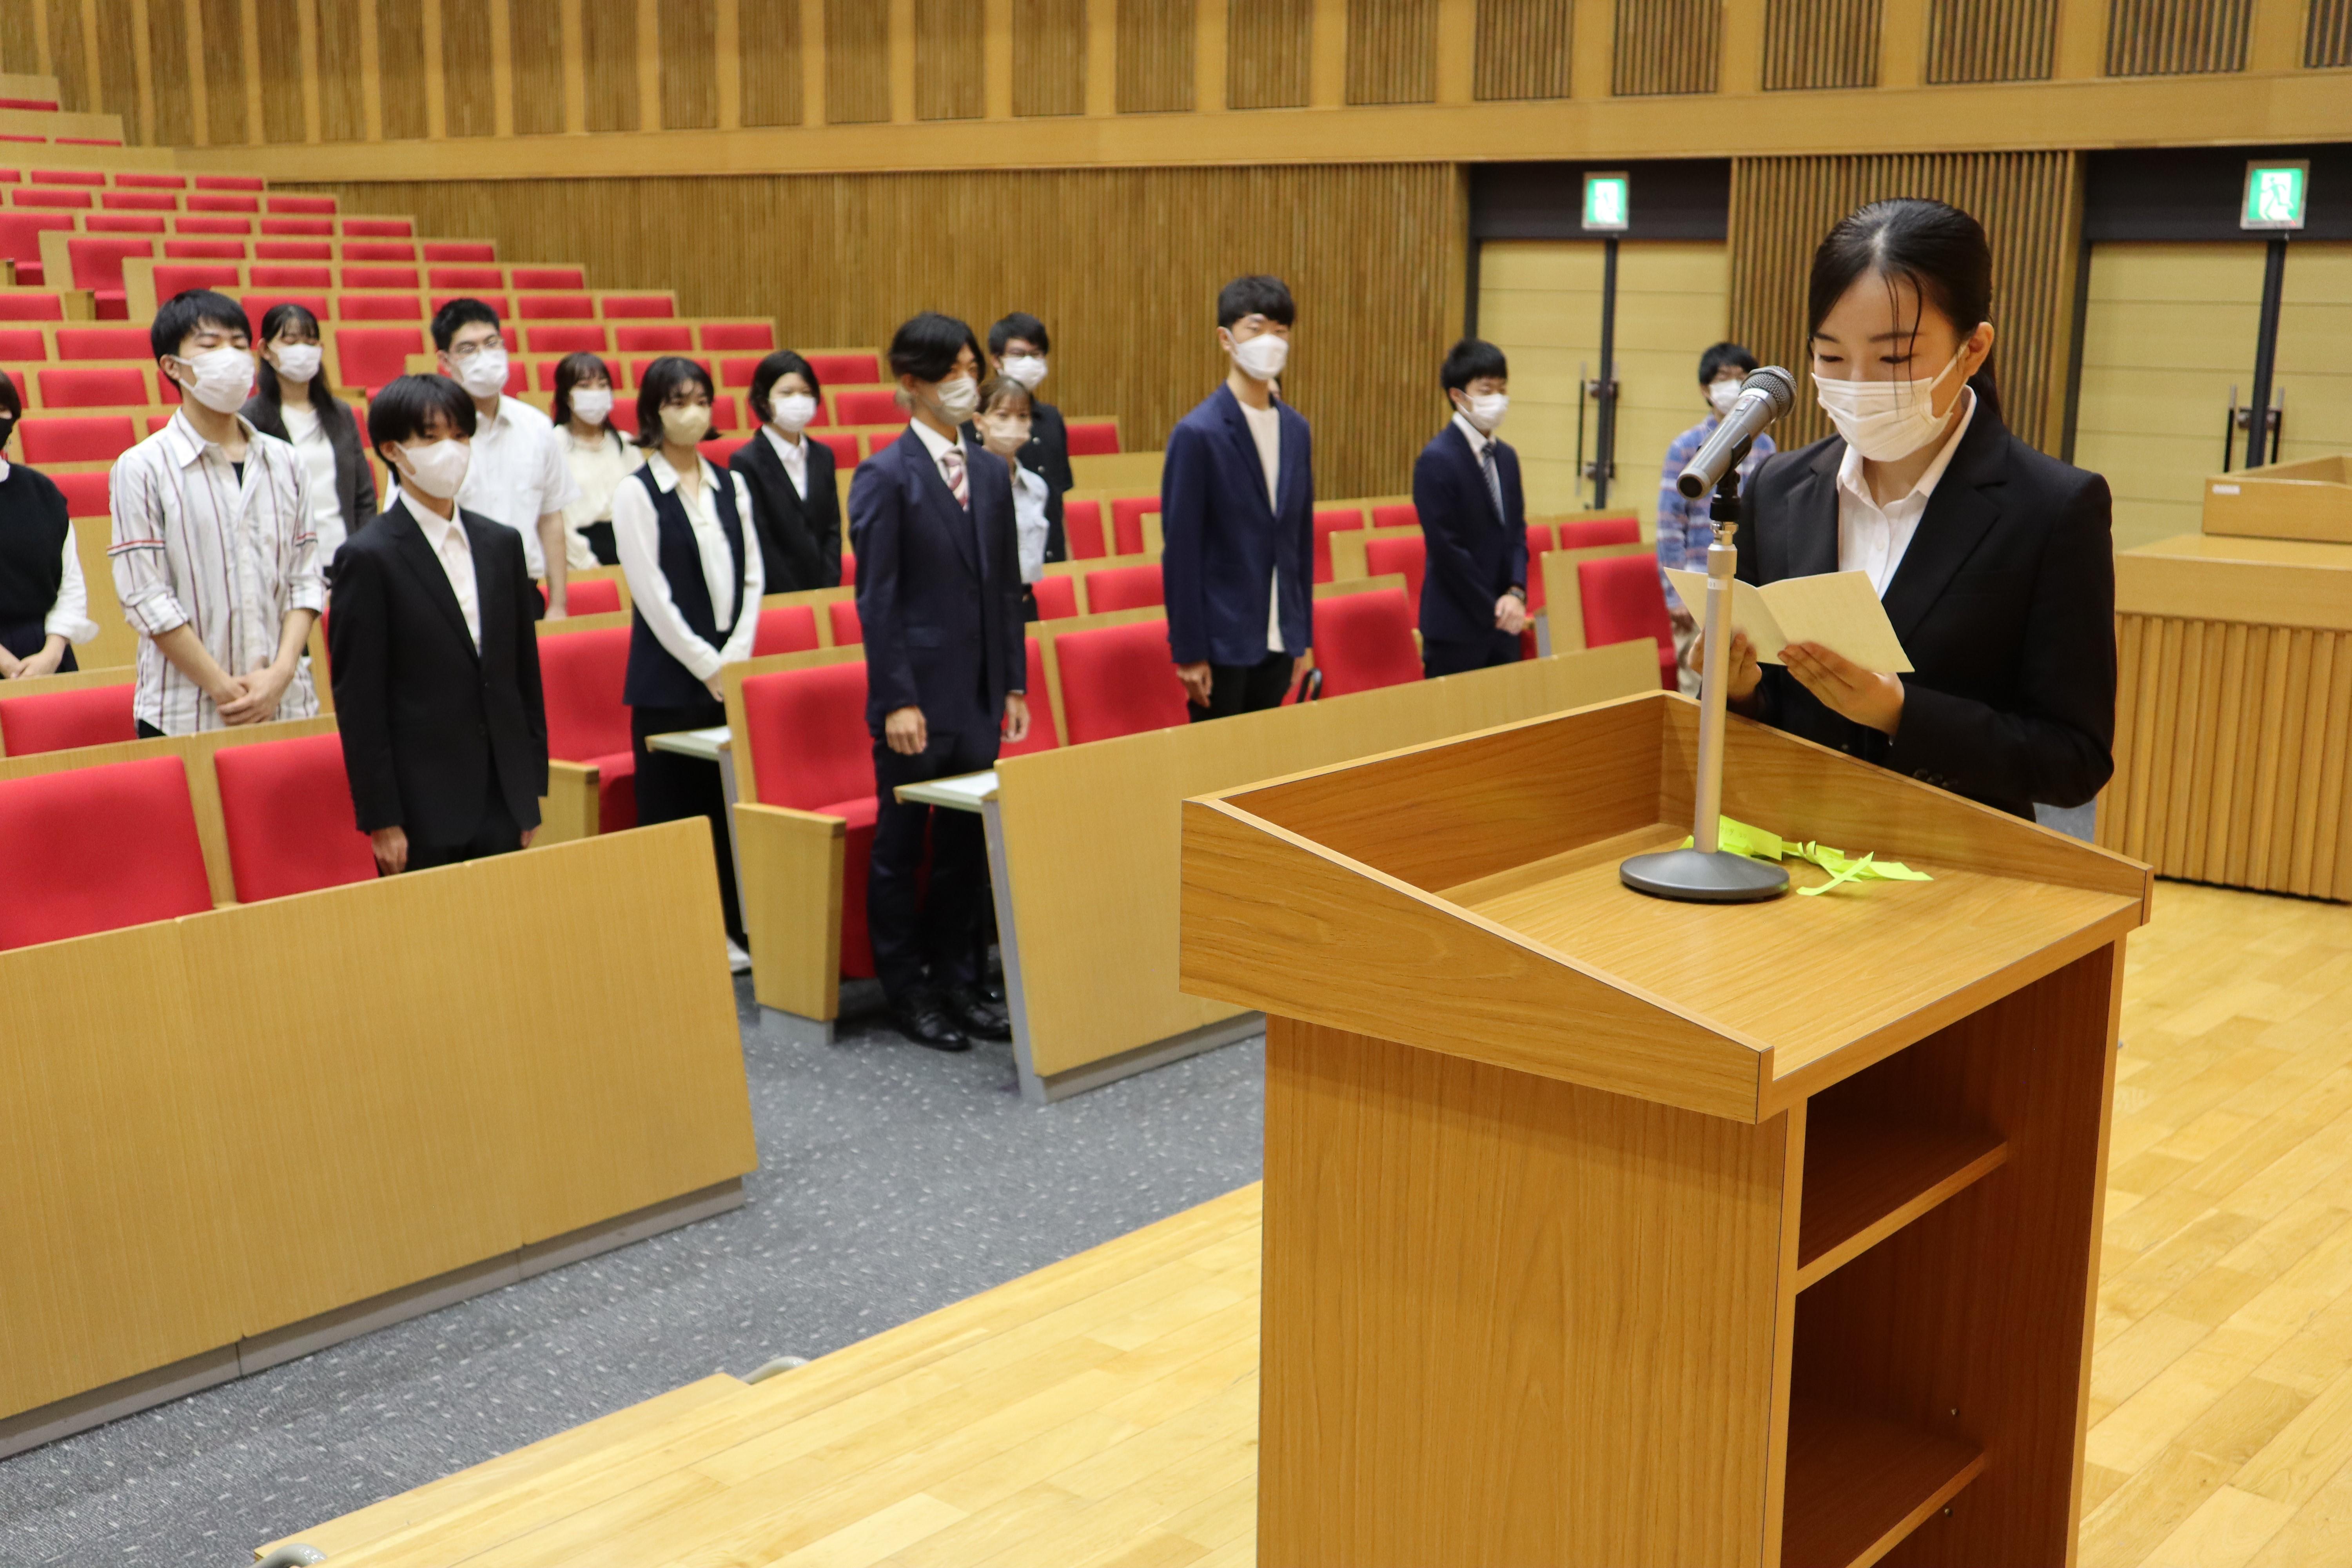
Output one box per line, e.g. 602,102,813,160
0,464,71,662
624,464,748,709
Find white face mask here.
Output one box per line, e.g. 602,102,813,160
453,345,510,400
770,392,817,433
570,387,613,424
395,438,471,500
271,343,322,385
173,345,256,414
930,375,980,424
1000,354,1048,391
1706,378,1743,417
1455,391,1508,434
1229,331,1288,383
980,412,1031,457
661,404,712,446
1813,344,1970,462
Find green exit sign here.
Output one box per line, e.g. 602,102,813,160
2242,160,2309,231
1583,172,1630,233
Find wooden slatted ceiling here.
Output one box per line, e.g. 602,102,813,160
1229,0,1312,108
1764,0,1883,89
512,0,569,136
1926,0,2059,82
740,0,806,126
1118,0,1196,113
826,0,891,124
445,0,501,139
662,0,722,130
915,0,984,121
1347,0,1437,104
2311,0,2352,65
582,0,642,132
2106,0,2256,72
1476,0,1572,98
1014,0,1088,115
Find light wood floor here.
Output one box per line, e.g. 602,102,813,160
265,878,2352,1568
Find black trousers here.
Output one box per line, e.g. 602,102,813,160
405,769,524,870
633,700,742,938
1422,629,1523,678
1187,650,1292,722
869,716,1000,1003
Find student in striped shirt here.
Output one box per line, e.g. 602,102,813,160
1657,341,1775,696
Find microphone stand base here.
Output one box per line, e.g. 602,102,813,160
1619,847,1791,904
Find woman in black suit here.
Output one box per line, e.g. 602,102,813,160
728,350,841,591
1726,198,2115,820
0,370,98,678
241,301,377,563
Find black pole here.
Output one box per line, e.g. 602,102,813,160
1464,237,1482,340
2245,236,2287,472
1593,236,1619,508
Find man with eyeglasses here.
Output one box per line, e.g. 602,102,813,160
431,298,579,617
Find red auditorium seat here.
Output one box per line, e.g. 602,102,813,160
63,234,156,294
1031,575,1078,619
257,218,332,237
517,293,594,320
1371,503,1418,530
331,326,425,392
1365,535,1426,603
1054,619,1190,743
538,626,637,833
254,239,333,260
511,266,585,289
13,187,92,209
1111,497,1158,555
214,732,376,901
430,294,512,321
37,366,147,408
840,549,855,585
1062,499,1105,559
0,755,213,951
1083,563,1162,613
833,388,900,426
1065,420,1120,456
335,293,423,321
560,578,622,616
1312,588,1422,696
0,681,136,755
812,432,858,466
152,262,241,295
267,195,337,215
1577,552,1679,689
101,191,177,212
805,351,881,384
423,242,496,263
241,295,331,330
56,326,150,359
601,295,674,318
1525,523,1555,556
195,175,265,191
607,403,640,436
162,238,247,259
754,604,820,655
1524,525,1552,617
740,661,882,977
716,356,764,390
1312,507,1364,583
617,325,692,352
50,470,108,516
187,193,258,214
828,599,861,646
116,174,186,190
1556,515,1641,549
176,216,252,235
526,324,608,354
19,416,136,464
250,264,332,287
0,327,44,360
701,323,775,352
704,436,752,466
0,212,77,283
428,265,503,289
1001,639,1060,757
341,219,414,238
29,169,103,186
0,290,64,320
343,265,420,289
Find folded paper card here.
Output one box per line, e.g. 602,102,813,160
1664,568,1915,673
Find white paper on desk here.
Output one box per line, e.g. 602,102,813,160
1664,568,1914,673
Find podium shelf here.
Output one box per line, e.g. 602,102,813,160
1780,1399,1985,1568
1796,1115,2009,1290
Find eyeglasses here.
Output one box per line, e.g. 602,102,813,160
446,338,506,362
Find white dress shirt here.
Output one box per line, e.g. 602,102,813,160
1837,389,1978,597
762,424,810,500
278,399,348,563
1011,463,1049,584
408,498,482,651
907,416,964,496
611,451,764,685
0,458,99,646
1238,397,1285,656
456,395,581,579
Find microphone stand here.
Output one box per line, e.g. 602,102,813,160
1619,459,1789,904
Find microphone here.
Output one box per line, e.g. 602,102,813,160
1675,366,1796,499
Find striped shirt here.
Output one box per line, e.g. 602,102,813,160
108,410,325,735
1657,415,1775,615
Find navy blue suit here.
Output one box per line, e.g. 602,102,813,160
1160,386,1314,704
1412,421,1528,676
849,425,1026,1001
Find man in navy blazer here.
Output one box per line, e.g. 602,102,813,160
1161,275,1314,719
850,312,1030,1053
1413,338,1530,677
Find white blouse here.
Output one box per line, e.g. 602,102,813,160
560,425,645,570
278,399,347,562
611,451,764,686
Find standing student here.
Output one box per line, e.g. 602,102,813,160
975,375,1052,618
329,375,547,874
432,298,580,615
730,350,842,592
1659,341,1776,693
1161,274,1314,719
242,302,376,567
0,370,99,677
985,312,1074,562
551,352,641,568
1412,338,1529,677
851,313,1028,1051
110,289,324,736
612,356,764,967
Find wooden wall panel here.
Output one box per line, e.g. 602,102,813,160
1229,0,1312,108
1475,0,1572,98
199,0,249,140
147,0,195,144
826,0,891,123
2105,0,2254,73
914,0,983,120
379,0,430,139
1763,0,1882,88
1013,0,1087,115
1347,0,1437,103
582,0,642,131
661,0,720,129
1117,0,1195,113
257,0,306,142
1728,151,2078,454
443,0,499,138
1613,0,1719,95
0,0,39,76
2311,0,2352,65
94,0,141,132
285,164,1466,498
511,0,567,134
1925,0,2057,81
740,0,804,125
45,0,90,113
318,0,368,140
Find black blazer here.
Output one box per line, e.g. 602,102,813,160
848,427,1025,738
328,500,549,844
241,388,378,544
729,428,841,592
965,402,1075,563
1411,422,1528,645
1161,385,1316,667
1736,403,2116,818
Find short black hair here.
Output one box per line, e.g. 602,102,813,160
633,355,716,449
0,367,20,425
150,289,251,361
988,312,1049,358
367,373,477,452
887,312,981,384
430,296,503,352
1217,275,1294,330
1441,338,1508,394
1698,341,1759,387
748,349,821,413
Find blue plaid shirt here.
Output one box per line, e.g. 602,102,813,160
1657,416,1775,614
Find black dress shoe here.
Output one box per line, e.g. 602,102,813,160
892,995,971,1052
943,985,1013,1041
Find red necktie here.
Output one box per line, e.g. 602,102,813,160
941,446,968,510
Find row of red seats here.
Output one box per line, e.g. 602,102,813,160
0,136,122,146
4,188,332,214
0,170,264,189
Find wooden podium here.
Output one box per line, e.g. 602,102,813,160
1180,690,2151,1568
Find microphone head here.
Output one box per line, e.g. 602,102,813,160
1742,365,1795,417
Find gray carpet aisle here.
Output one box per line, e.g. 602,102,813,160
0,986,1267,1566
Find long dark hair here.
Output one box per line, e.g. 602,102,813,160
552,352,621,442
633,355,716,451
254,301,346,426
1806,198,2000,424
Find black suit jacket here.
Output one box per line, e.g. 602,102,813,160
241,389,379,545
1736,403,2116,818
729,428,842,592
1411,422,1528,645
848,428,1026,738
328,500,550,844
961,401,1074,562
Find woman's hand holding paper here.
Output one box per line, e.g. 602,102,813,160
1783,641,1904,734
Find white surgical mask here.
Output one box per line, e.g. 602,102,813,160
931,375,980,424
1000,354,1048,391
1229,332,1288,383
1813,344,1970,462
661,405,712,446
1455,391,1508,434
1706,378,1743,417
570,387,613,424
173,345,256,414
396,438,470,500
454,345,510,399
980,413,1030,457
271,343,321,385
770,392,817,432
